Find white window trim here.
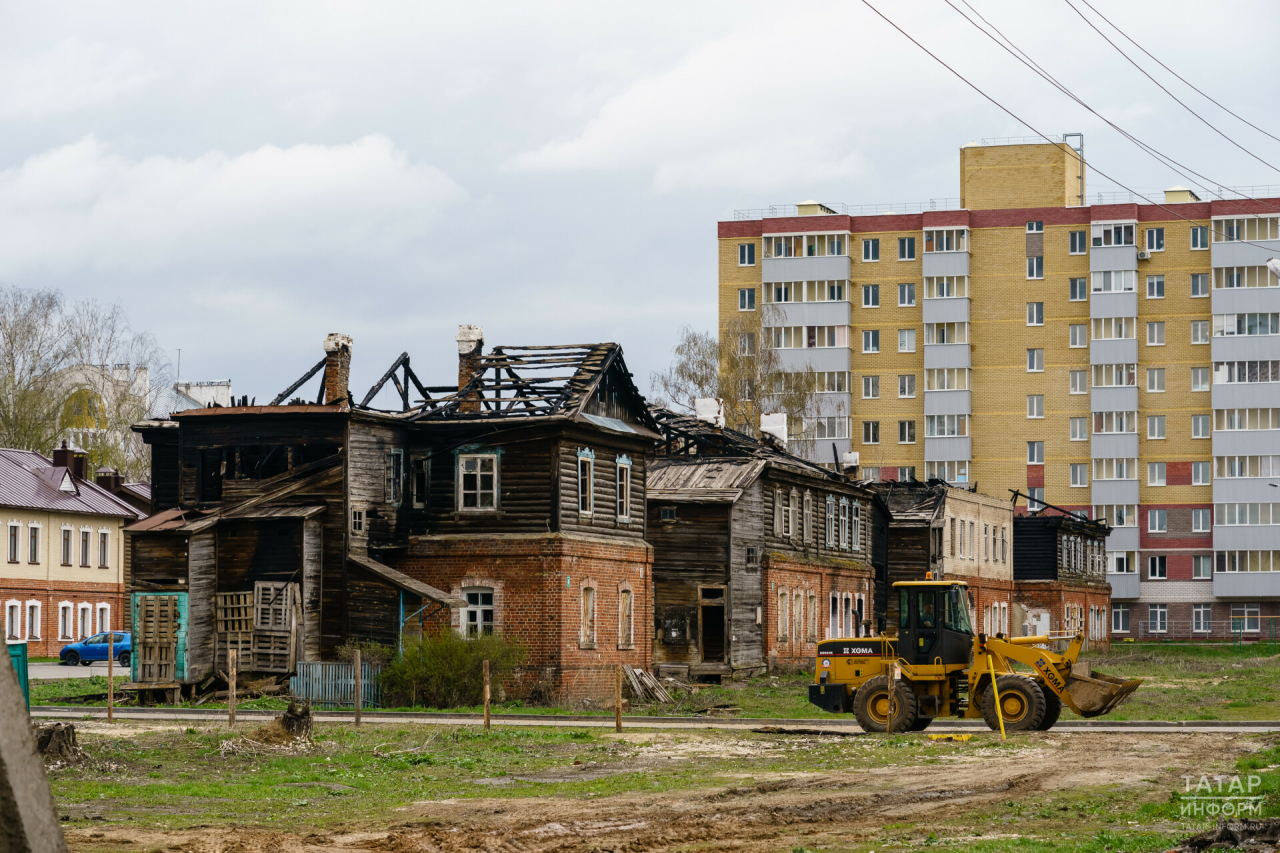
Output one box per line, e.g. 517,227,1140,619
457,452,500,513
76,602,92,640
616,455,632,523
26,522,40,564
25,600,40,640
576,448,595,517
4,599,22,642
97,527,110,569
58,601,73,640
96,602,111,633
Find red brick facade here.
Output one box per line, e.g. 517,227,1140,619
1,579,125,657
1013,580,1112,650
762,553,873,667
393,532,652,702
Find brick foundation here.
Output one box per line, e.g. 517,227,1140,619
762,553,874,668
1013,580,1111,650
393,533,652,702
0,579,125,658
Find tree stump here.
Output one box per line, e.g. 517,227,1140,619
32,723,79,764
278,699,312,739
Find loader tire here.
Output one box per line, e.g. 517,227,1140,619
853,675,918,733
1037,690,1062,731
981,675,1046,732
908,716,933,732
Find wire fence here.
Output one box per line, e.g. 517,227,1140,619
1121,619,1280,648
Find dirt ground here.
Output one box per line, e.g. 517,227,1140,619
61,729,1259,853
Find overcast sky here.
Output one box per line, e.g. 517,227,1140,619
3,1,1279,406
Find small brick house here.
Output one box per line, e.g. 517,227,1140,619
646,408,885,679
1012,509,1112,649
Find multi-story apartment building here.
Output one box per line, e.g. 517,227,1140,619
719,138,1280,641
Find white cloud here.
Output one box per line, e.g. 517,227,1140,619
0,39,155,121
0,134,467,276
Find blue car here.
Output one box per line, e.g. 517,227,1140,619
60,632,131,668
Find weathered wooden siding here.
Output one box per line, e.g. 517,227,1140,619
647,500,730,665
728,480,765,667
420,426,558,535
345,563,401,647
130,534,189,588
885,524,930,626
557,438,648,540
302,517,322,661
346,419,408,545
149,438,180,512
187,531,216,681
215,519,302,593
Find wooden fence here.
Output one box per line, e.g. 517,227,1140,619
289,661,383,709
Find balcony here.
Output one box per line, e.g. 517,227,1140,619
1090,433,1138,458
1090,386,1138,412
1091,479,1139,505
1212,383,1280,410
1090,338,1138,364
763,301,850,326
923,343,970,369
1090,245,1137,272
1106,572,1140,600
1090,291,1138,319
922,252,970,277
1214,571,1280,598
1212,335,1280,362
1107,526,1140,552
1212,430,1280,456
762,255,851,283
1212,526,1280,551
1211,238,1280,268
1211,286,1280,316
923,389,971,414
774,347,850,373
922,297,969,324
924,436,971,461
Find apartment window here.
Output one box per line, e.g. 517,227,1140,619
1149,604,1168,633
1027,395,1044,418
579,585,596,647
27,525,38,563
862,330,879,353
1093,411,1137,434
1147,322,1165,345
924,322,968,344
79,530,90,567
458,454,498,510
1070,370,1087,394
6,524,15,563
1149,509,1167,533
1190,321,1209,345
862,238,879,261
1232,604,1261,633
1148,462,1166,486
1146,275,1165,298
1213,312,1280,336
898,282,916,306
350,509,364,533
925,367,969,390
1027,302,1044,326
891,328,915,354
1092,270,1136,292
1146,228,1165,251
1147,368,1165,392
1069,278,1087,301
1112,604,1130,633
1092,316,1135,340
1095,458,1137,480
98,531,108,568
1191,225,1209,250
899,466,916,481
1149,555,1167,578
1148,415,1166,439
927,461,968,483
1193,556,1212,579
1027,220,1043,233
1192,508,1211,532
738,243,755,265
576,448,594,515
898,420,916,444
1192,415,1210,438
863,284,880,307
739,332,756,355
1028,487,1045,511
862,421,880,444
1192,461,1211,485
616,456,632,522
898,237,916,260
1069,324,1086,348
1092,222,1135,247
738,288,756,311
1027,348,1044,372
1027,441,1044,464
1070,417,1088,441
1027,256,1044,279
924,229,967,252
925,414,968,437
898,374,916,398
1191,367,1210,391
1191,273,1209,297
862,375,880,399
1187,604,1211,633
1070,463,1088,487
1069,231,1087,254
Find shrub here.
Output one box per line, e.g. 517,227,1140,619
333,639,395,667
379,629,527,709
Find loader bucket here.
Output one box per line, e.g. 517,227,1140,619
1063,670,1143,718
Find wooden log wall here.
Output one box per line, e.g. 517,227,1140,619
647,500,730,665
728,480,765,667
130,534,189,587
345,564,401,648
187,531,217,681
215,519,303,592
302,517,323,661
556,433,648,540
346,419,409,544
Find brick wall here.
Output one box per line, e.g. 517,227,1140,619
762,553,873,668
1012,579,1111,649
0,579,125,657
394,533,652,702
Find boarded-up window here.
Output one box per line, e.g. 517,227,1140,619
778,590,788,640
580,586,596,645
618,588,633,647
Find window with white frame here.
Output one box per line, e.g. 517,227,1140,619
1192,604,1212,633
862,375,879,399
1149,509,1167,533
1027,441,1044,464
1146,275,1165,299
579,584,596,646
838,499,850,550
738,243,756,266
898,374,916,398
1069,230,1087,254
1192,508,1211,532
1027,395,1044,418
1147,321,1165,345
96,603,110,633
1148,415,1166,439
1070,370,1087,394
1149,604,1168,633
27,524,38,563
458,453,498,511
1231,603,1260,633
1147,368,1165,392
1070,277,1087,301
1191,321,1209,344
1193,555,1212,578
899,237,916,259
1027,349,1044,372
862,238,879,261
898,329,916,352
1070,463,1088,487
738,288,756,311
1027,256,1043,279
4,600,19,640
803,491,813,543
77,603,91,639
1149,462,1166,486
616,455,632,522
1027,220,1043,233
898,420,915,443
1092,221,1135,246
1191,272,1209,297
1191,225,1209,250
1070,417,1088,441
26,601,39,639
1193,461,1211,484
1069,324,1086,347
576,448,594,516
926,460,968,483
1192,415,1210,438
773,489,784,536
58,603,72,639
863,329,880,353
79,529,90,566
1112,604,1130,632
1092,269,1135,292
788,488,800,541
1027,302,1044,326
863,284,880,307
1191,367,1209,391
925,414,968,437
98,530,109,568
1146,228,1164,251
924,322,968,345
898,282,916,306
1028,488,1044,511
862,421,879,444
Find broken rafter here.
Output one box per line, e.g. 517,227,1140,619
270,357,327,407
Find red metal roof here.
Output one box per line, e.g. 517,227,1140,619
0,449,142,519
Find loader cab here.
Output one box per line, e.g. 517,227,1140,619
895,580,973,668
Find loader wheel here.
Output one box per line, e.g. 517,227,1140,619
981,675,1045,732
1037,690,1062,731
908,716,933,732
853,675,918,733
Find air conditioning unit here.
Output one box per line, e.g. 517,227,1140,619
1137,250,1151,260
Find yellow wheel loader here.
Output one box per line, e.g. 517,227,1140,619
808,579,1142,732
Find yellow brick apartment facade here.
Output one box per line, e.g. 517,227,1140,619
719,140,1280,640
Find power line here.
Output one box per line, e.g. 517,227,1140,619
1061,0,1280,177
1075,0,1280,147
947,0,1280,217
857,0,1280,254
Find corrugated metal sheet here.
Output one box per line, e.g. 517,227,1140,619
0,449,142,518
647,458,765,492
290,661,382,708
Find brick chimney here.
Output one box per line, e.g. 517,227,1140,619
321,333,353,407
52,440,73,470
96,467,123,493
456,325,483,413
52,441,88,479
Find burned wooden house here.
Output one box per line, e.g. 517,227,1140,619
646,407,887,679
127,327,659,701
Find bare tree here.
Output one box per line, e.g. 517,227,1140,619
0,287,71,454
650,311,837,458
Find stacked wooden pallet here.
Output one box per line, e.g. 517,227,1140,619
622,665,673,704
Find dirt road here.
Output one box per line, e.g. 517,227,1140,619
64,730,1261,853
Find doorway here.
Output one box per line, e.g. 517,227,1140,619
699,587,725,662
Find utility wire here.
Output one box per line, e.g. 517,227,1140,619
948,0,1280,217
857,0,1280,253
1076,0,1280,147
1061,0,1280,177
